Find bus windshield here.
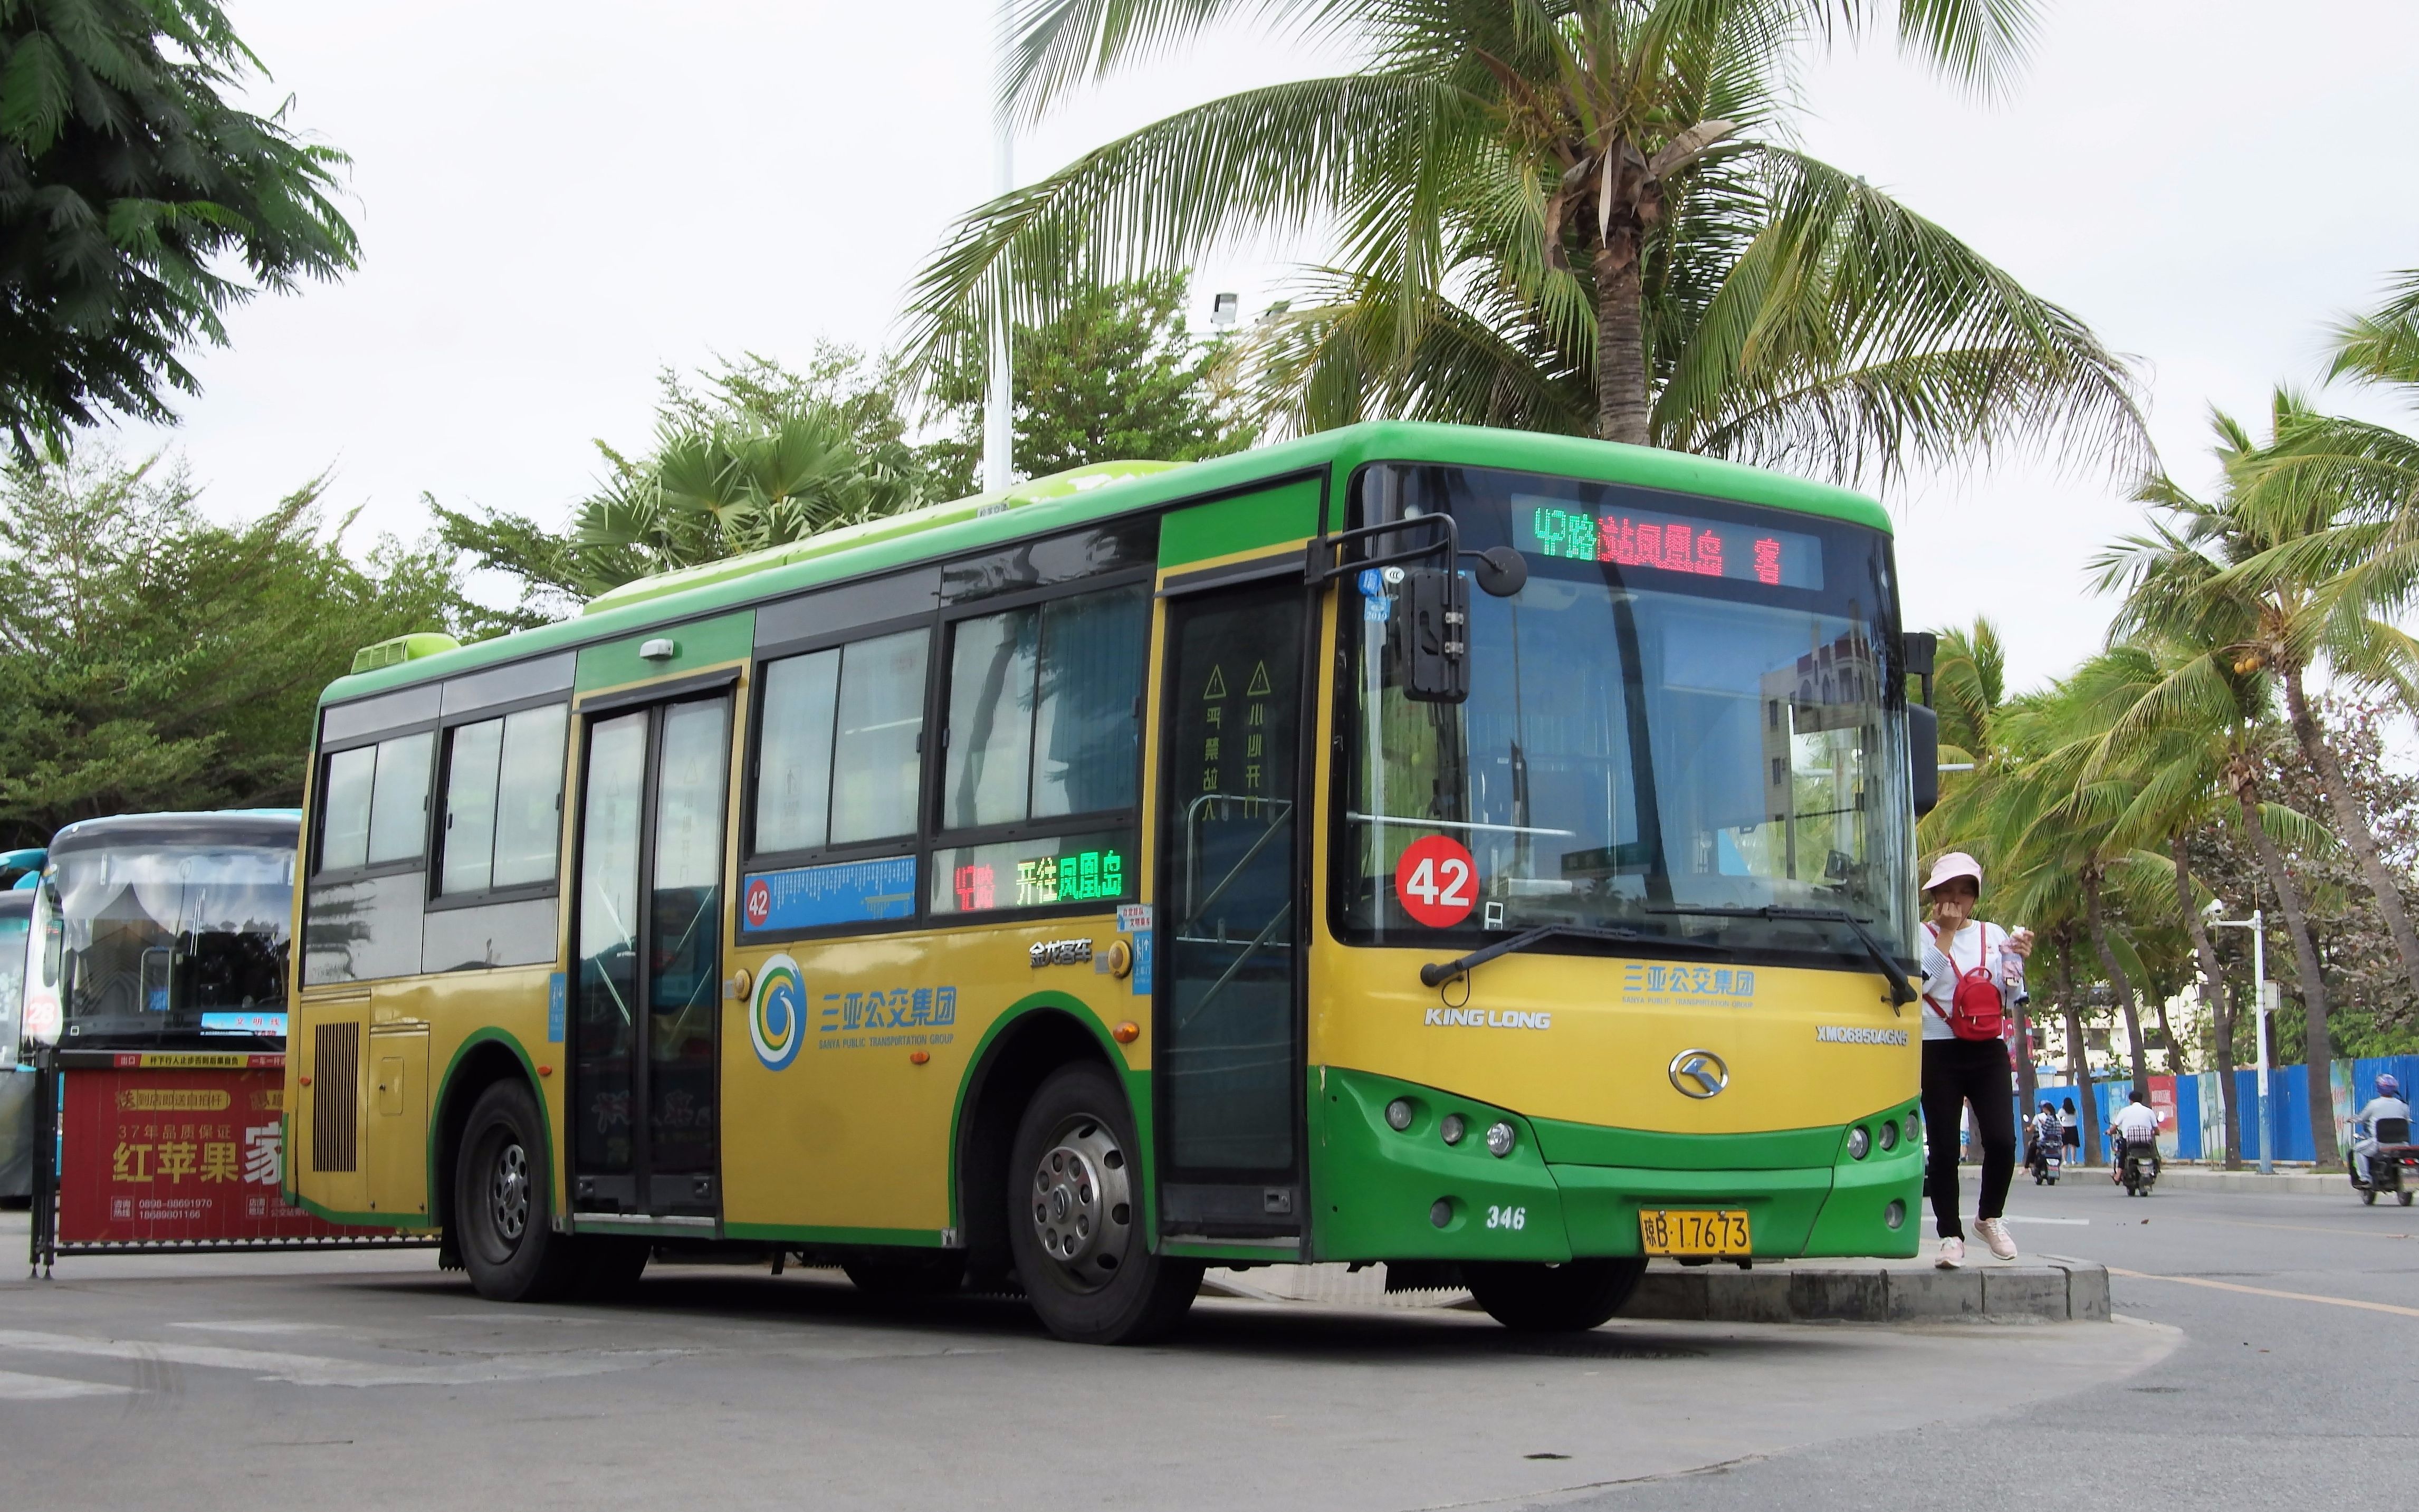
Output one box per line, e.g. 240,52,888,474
28,840,293,1049
1337,464,1915,967
0,905,26,1062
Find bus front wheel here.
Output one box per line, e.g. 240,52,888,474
454,1079,579,1303
1007,1063,1201,1345
1464,1258,1647,1333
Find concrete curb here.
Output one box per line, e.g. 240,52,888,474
1616,1257,2108,1324
1200,1257,2110,1324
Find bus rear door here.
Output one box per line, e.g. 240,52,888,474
569,690,732,1222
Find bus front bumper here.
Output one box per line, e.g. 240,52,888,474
1309,1067,1922,1264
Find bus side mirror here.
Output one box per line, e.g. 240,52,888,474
1908,701,1939,817
1401,567,1469,704
1473,547,1527,598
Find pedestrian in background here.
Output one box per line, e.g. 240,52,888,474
2059,1097,2080,1158
1918,852,2034,1269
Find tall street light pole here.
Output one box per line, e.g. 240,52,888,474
2207,905,2272,1174
984,0,1015,493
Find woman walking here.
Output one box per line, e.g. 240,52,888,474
1919,852,2033,1268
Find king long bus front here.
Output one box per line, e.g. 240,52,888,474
1303,459,1925,1319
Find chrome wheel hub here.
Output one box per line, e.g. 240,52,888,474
1029,1115,1132,1290
491,1141,530,1242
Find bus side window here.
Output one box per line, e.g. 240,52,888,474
829,628,929,845
754,647,841,854
315,731,432,874
945,582,1147,831
438,704,568,896
319,746,376,872
930,581,1149,917
366,732,434,865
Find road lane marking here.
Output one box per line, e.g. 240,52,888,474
2121,1214,2413,1241
2106,1267,2419,1318
0,1368,134,1400
0,1328,688,1387
169,1320,341,1335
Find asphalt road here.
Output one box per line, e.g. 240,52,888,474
0,1172,2398,1512
1565,1169,2419,1511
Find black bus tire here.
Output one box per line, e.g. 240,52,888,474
1007,1063,1201,1345
1464,1258,1648,1332
454,1079,579,1303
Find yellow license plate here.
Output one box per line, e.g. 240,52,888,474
1638,1208,1751,1257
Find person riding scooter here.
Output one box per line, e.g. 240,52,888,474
2350,1073,2411,1188
2109,1089,2162,1186
2025,1101,2061,1181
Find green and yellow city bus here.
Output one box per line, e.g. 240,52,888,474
286,420,1933,1344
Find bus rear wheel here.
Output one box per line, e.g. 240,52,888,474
1007,1063,1201,1345
1464,1258,1647,1333
454,1079,579,1303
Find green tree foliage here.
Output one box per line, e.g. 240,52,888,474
0,0,356,449
909,0,2144,483
437,350,943,617
0,445,491,846
448,284,1249,617
921,273,1251,496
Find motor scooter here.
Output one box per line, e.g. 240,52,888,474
2119,1139,2160,1197
2026,1136,2061,1185
2350,1115,2417,1207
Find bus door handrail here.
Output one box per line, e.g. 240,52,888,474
1180,793,1294,927
1175,901,1293,1031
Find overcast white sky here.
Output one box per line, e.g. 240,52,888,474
119,2,2419,694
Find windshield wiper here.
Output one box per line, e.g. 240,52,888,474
1420,923,1727,988
1646,905,1916,1012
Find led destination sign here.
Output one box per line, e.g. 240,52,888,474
1514,497,1823,590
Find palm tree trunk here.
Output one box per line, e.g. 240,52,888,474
2234,782,2339,1170
2152,993,2180,1076
2172,834,2242,1168
1593,227,1650,445
2081,866,2149,1093
2281,667,2419,1001
2056,941,2099,1164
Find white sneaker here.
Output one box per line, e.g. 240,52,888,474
1975,1217,2018,1261
1935,1236,1965,1269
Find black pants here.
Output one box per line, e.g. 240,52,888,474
1922,1037,2014,1239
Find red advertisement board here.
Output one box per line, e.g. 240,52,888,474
54,1053,390,1245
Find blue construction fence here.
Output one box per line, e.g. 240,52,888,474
2032,1053,2419,1163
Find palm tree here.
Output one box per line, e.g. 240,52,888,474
2095,473,2372,1168
2074,640,2254,1162
909,0,2145,480
578,403,926,591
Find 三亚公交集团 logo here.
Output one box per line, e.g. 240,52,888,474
749,954,806,1071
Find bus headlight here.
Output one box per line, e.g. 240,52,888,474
1385,1098,1414,1132
1485,1122,1516,1157
1440,1114,1466,1145
1878,1119,1900,1152
1847,1125,1871,1161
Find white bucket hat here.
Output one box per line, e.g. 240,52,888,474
1921,851,1983,895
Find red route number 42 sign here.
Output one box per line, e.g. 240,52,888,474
1395,835,1479,928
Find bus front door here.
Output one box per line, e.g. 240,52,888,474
570,692,731,1221
1155,577,1308,1242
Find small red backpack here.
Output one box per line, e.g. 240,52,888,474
1923,923,2005,1041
